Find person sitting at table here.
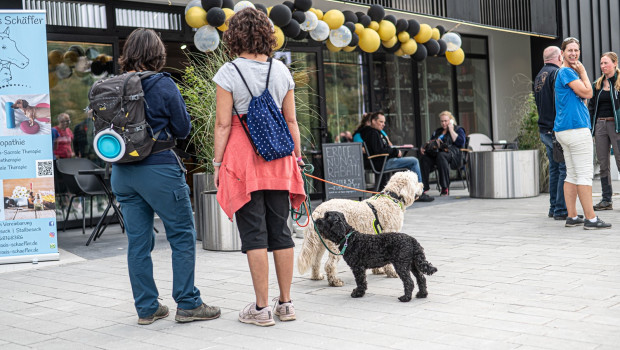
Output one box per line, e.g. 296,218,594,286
357,111,433,201
420,111,467,196
353,112,392,146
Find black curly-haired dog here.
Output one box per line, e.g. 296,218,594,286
315,211,437,302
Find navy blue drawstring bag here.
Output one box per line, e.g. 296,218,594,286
231,58,295,162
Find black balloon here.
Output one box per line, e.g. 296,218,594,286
294,0,312,12
412,43,427,61
343,10,357,24
396,18,408,32
424,39,440,56
291,10,305,23
344,21,356,33
349,33,359,47
68,45,85,56
407,19,420,36
222,0,234,9
384,41,401,53
367,4,385,22
294,30,308,40
201,0,222,11
384,15,396,24
283,1,295,11
90,61,105,75
206,7,226,27
255,3,268,14
436,25,446,37
437,39,447,56
355,11,365,22
282,20,301,38
360,15,371,27
269,4,292,27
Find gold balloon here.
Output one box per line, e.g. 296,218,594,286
218,8,235,31
395,48,404,57
414,23,432,43
377,20,396,41
343,45,357,52
398,31,410,43
326,39,342,52
401,39,418,55
354,23,364,36
48,50,63,66
382,36,398,49
359,28,381,53
267,6,272,15
310,8,323,20
431,28,440,40
274,26,285,50
63,50,78,66
446,48,465,65
369,21,379,31
185,6,208,28
323,10,344,30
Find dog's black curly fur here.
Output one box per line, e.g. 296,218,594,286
315,211,437,302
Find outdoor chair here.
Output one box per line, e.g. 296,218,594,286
362,141,409,192
433,136,471,191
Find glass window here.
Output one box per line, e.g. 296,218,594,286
371,53,416,146
418,57,454,141
323,50,367,143
456,58,491,137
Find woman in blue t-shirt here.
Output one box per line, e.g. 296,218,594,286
554,37,611,229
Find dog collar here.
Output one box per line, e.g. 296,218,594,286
338,231,355,255
374,192,404,210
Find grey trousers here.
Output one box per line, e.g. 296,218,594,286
594,118,620,201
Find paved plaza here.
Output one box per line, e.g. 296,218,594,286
0,182,618,350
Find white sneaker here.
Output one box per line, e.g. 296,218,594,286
238,303,275,327
272,297,296,321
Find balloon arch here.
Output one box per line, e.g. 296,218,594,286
185,0,466,65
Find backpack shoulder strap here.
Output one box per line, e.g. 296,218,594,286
265,58,273,90
229,62,254,98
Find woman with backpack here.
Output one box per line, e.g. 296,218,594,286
212,8,306,327
111,28,221,325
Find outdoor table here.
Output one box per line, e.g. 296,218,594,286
391,144,417,157
78,169,125,246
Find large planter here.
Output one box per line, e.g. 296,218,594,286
468,149,540,199
201,190,241,251
192,172,216,241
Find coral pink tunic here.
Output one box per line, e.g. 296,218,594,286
216,116,306,220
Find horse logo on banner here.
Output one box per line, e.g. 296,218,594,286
0,27,30,84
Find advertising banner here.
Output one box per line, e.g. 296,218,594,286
0,10,59,264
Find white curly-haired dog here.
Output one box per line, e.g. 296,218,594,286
297,171,423,287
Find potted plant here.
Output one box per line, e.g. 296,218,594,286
516,92,549,193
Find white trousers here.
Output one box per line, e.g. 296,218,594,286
556,127,593,186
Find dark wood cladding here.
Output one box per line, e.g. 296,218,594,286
479,0,531,32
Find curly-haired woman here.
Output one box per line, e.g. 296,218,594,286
588,52,620,211
212,8,306,326
111,28,221,325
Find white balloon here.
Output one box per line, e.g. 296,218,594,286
184,0,202,14
329,26,352,48
309,21,330,41
234,1,255,13
194,25,220,52
442,32,462,52
300,11,318,32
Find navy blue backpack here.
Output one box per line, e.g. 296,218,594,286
231,58,295,162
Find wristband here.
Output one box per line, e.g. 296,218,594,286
212,158,222,167
296,156,303,162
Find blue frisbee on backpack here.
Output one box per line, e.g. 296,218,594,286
93,129,126,163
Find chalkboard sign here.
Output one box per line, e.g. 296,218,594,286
322,143,366,200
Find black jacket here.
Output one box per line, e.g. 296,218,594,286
588,72,620,135
534,63,560,134
359,126,398,169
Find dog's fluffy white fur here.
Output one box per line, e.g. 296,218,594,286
297,171,423,287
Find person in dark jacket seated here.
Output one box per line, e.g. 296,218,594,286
358,111,433,202
420,111,467,196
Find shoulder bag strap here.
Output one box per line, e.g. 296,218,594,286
229,62,254,98
229,62,259,154
265,57,273,91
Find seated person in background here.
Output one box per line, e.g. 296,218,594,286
353,113,392,145
420,111,467,196
357,111,433,202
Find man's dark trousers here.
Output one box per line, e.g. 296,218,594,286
540,132,568,218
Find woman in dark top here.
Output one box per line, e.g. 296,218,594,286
588,51,620,211
110,28,220,325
